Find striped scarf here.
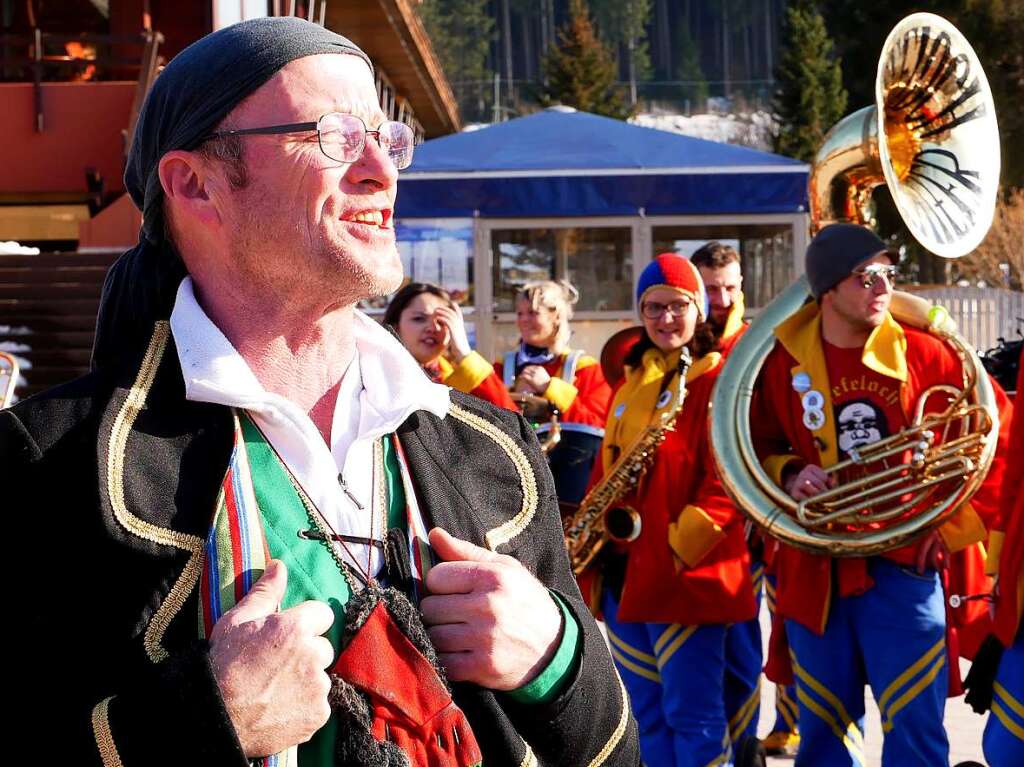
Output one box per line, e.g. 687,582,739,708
199,412,295,767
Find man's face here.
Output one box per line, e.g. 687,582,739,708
822,252,894,333
697,261,742,330
215,54,402,305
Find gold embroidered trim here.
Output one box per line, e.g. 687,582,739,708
587,673,631,767
448,404,538,551
107,321,206,663
517,742,538,767
91,696,124,767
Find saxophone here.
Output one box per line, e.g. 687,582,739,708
564,347,692,575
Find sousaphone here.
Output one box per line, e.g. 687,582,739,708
710,14,1001,556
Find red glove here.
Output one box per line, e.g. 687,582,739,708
330,601,483,767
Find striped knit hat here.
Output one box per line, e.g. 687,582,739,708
636,253,707,322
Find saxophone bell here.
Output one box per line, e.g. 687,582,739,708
605,506,642,543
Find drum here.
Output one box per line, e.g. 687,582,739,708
537,423,604,505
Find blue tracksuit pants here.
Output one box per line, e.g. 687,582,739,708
786,558,948,767
723,561,764,744
984,627,1024,767
602,589,733,767
765,574,799,735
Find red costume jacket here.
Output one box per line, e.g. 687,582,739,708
435,352,516,411
751,303,1012,637
495,349,612,429
588,347,757,627
992,353,1024,646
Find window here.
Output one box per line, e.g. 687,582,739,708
491,226,633,313
651,224,794,310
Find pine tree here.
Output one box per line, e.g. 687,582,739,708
590,0,653,104
772,0,848,162
674,22,708,108
540,0,631,119
419,0,495,120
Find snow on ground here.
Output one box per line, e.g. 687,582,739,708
630,110,778,152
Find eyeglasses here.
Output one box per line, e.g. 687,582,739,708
200,112,416,170
852,264,900,289
641,298,692,320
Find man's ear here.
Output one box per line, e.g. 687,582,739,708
158,150,223,229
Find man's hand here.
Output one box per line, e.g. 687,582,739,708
209,560,335,757
784,464,835,501
514,365,551,395
420,528,564,691
915,530,949,574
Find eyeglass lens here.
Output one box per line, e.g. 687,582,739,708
642,300,690,319
857,266,899,288
317,113,415,170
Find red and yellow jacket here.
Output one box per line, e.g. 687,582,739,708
991,352,1024,646
589,347,757,626
751,302,1012,636
495,349,612,429
434,352,516,411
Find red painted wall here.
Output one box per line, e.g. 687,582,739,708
0,81,135,195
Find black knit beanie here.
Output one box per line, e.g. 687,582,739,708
805,223,893,299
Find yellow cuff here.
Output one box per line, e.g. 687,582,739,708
986,530,1006,576
937,501,988,553
445,351,494,394
763,455,803,488
668,505,728,568
543,376,578,414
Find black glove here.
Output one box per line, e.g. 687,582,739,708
963,634,1005,714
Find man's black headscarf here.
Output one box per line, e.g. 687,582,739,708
92,16,371,369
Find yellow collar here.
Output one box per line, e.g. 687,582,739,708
772,301,907,467
603,346,720,470
773,301,908,382
721,292,746,342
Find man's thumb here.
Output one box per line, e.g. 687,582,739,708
226,559,288,623
428,527,503,564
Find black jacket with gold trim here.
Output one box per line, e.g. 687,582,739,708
4,322,639,767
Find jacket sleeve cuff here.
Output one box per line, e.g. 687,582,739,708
668,505,727,568
445,351,495,394
543,377,578,414
937,501,988,553
507,591,581,705
986,530,1006,576
763,455,803,488
101,641,248,766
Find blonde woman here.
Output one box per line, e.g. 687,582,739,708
496,280,611,502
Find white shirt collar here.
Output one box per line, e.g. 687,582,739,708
168,276,449,432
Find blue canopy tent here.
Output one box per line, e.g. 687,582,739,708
396,107,809,218
392,108,809,358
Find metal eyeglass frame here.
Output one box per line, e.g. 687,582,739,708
852,263,900,290
640,297,694,320
199,112,414,169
